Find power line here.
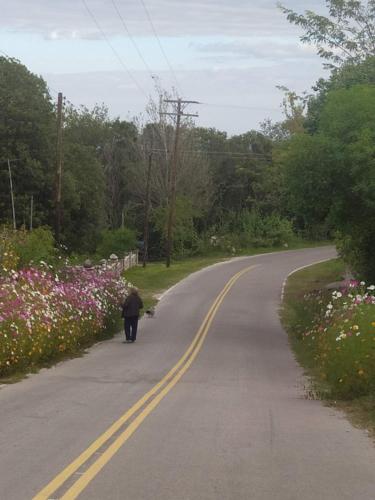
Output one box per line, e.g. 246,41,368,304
81,0,148,98
199,102,280,112
110,0,155,83
138,0,182,95
151,148,272,160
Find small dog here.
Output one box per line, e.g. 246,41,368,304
145,308,155,318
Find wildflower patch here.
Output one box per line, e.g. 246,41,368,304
0,266,128,377
286,275,375,400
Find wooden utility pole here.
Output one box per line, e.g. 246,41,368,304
55,92,64,243
161,99,199,267
30,195,33,231
142,150,153,267
7,159,16,230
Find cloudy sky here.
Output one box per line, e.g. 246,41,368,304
1,0,329,135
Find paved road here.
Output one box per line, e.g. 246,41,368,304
1,247,374,500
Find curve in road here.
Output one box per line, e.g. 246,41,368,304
0,247,374,500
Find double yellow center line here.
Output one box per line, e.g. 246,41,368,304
33,264,256,500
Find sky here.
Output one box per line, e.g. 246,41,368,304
1,0,329,135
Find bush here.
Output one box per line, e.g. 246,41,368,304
336,230,375,283
96,228,136,259
0,226,56,273
239,211,294,247
15,227,56,268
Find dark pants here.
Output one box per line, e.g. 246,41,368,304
124,316,139,342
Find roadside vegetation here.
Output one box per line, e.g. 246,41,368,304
0,232,128,382
1,0,375,392
0,238,324,382
282,259,375,436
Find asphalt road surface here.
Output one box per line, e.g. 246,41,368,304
1,247,374,500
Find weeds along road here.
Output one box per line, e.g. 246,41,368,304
1,247,375,500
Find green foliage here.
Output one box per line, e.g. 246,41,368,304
0,56,321,264
306,56,375,133
0,57,55,229
282,133,339,236
153,197,200,257
283,84,375,278
320,85,375,279
96,228,137,259
336,228,375,282
0,227,56,271
61,141,105,253
239,211,294,247
279,1,375,67
14,227,56,268
207,210,295,252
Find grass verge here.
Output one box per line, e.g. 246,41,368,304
281,258,375,438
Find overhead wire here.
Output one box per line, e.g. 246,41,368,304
138,0,182,95
198,102,280,112
81,0,148,98
151,148,272,160
110,0,155,83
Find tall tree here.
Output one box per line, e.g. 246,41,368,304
283,84,375,274
279,1,375,67
0,57,55,228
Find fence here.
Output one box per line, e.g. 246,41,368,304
82,250,139,275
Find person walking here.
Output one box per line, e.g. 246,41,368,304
121,288,143,343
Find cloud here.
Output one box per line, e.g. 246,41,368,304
2,0,328,135
2,0,326,39
44,56,326,135
193,39,319,63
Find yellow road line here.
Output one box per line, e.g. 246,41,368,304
33,271,237,500
33,265,256,500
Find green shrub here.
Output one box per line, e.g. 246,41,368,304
96,228,136,259
15,227,56,268
0,226,56,271
336,230,375,282
239,211,295,247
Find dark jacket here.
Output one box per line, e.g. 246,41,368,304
122,293,143,318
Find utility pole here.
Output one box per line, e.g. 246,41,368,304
55,92,64,243
161,99,199,267
7,159,16,230
143,150,153,268
30,195,33,231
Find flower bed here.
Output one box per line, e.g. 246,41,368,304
0,266,128,377
301,281,375,399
